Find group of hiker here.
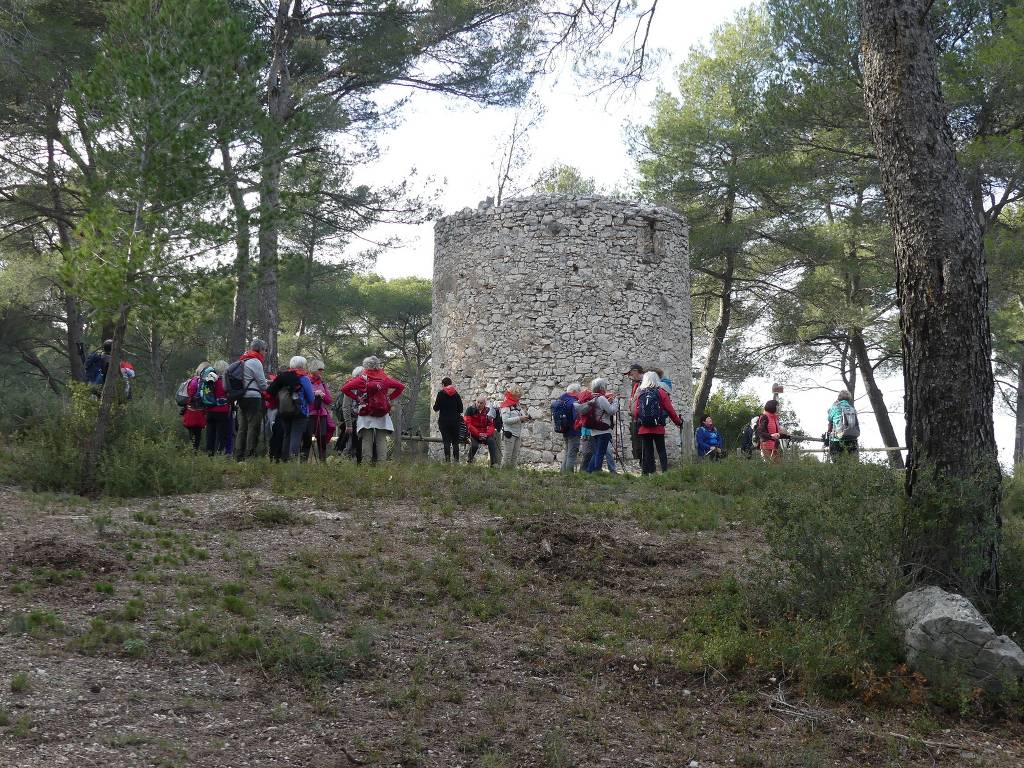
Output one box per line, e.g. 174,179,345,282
707,391,860,463
433,362,685,475
176,338,862,469
178,340,405,463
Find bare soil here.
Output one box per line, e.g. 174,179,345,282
0,484,1020,767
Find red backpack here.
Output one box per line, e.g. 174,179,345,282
361,377,391,417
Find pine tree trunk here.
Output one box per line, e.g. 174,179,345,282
46,108,86,382
257,144,282,369
859,0,1001,596
1014,353,1024,467
692,266,733,424
149,320,166,400
220,139,251,359
255,0,294,370
850,330,904,469
692,189,737,424
83,303,130,494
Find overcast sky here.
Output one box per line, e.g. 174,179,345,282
342,2,1018,466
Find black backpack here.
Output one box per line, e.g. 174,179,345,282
637,389,665,428
226,359,248,402
84,351,107,385
551,396,574,434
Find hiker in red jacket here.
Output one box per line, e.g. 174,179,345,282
631,371,683,474
463,394,498,466
180,361,209,452
340,356,405,464
757,399,790,464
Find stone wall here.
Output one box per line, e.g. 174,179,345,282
431,195,693,465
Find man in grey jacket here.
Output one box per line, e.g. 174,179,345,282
233,339,269,461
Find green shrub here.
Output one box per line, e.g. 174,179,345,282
0,388,228,497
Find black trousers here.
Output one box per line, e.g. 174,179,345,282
829,439,858,460
187,426,202,451
438,419,461,462
205,412,229,456
468,435,498,466
640,434,668,475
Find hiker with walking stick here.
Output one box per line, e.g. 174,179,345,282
303,359,335,463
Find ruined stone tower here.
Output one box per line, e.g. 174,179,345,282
431,195,692,465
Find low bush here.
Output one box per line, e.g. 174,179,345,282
0,387,229,497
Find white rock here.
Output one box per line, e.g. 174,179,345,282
893,585,1024,693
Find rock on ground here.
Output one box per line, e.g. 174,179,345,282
893,585,1024,693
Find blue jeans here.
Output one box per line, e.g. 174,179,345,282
586,433,612,473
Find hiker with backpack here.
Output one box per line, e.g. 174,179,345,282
204,360,231,457
179,361,209,451
623,362,644,463
84,339,113,388
266,356,315,462
340,356,406,465
583,378,618,473
694,414,724,461
464,395,499,466
826,389,860,460
433,377,465,463
739,418,757,459
552,383,582,473
632,371,683,474
756,399,790,463
338,365,364,461
230,339,269,461
499,385,533,469
302,360,335,462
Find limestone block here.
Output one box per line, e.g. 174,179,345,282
893,586,1024,693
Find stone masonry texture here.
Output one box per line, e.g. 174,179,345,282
431,195,693,466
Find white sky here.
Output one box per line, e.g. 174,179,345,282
345,1,1018,467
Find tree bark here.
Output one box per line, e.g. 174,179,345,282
850,330,904,469
255,0,295,369
692,183,737,423
148,319,166,400
859,0,1001,596
1014,351,1024,466
220,138,251,359
83,303,130,494
692,262,734,423
45,106,86,382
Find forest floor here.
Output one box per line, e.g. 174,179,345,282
0,464,1022,768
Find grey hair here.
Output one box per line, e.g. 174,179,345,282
250,338,267,352
591,377,608,393
837,389,852,402
352,365,365,377
362,355,382,370
289,355,307,369
194,361,211,377
566,383,582,394
308,358,325,372
213,360,229,375
640,371,661,389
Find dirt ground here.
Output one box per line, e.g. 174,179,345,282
0,484,1021,768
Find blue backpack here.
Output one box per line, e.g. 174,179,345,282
551,396,575,434
637,388,666,428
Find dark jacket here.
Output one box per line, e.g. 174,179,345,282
267,369,315,418
433,387,464,423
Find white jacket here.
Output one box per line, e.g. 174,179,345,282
500,403,528,438
589,394,618,435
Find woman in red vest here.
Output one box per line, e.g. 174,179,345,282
756,400,790,463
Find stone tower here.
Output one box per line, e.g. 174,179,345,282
431,195,692,465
